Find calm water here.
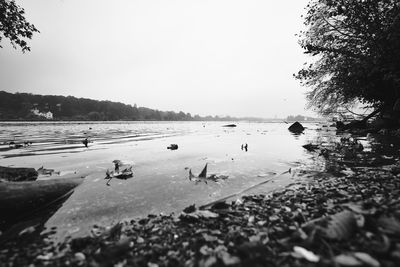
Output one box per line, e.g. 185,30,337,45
0,121,322,238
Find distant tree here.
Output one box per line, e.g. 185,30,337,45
0,0,39,51
87,111,103,121
296,0,400,118
0,91,244,121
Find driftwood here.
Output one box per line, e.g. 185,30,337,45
0,177,83,221
0,166,38,182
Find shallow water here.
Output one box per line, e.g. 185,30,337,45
0,121,321,238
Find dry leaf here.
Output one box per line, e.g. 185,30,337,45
353,252,380,267
293,246,320,262
334,254,362,266
324,211,357,240
377,215,400,236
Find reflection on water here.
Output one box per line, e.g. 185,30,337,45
0,121,321,238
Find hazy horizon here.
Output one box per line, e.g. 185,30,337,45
0,0,313,118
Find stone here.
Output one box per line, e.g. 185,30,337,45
288,121,305,133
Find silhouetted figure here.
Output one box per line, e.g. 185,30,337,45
82,138,89,148
244,143,248,152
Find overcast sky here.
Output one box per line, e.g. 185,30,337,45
0,0,313,118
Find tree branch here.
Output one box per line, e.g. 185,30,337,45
320,16,358,39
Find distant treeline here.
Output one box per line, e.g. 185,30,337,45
0,91,239,121
286,115,321,122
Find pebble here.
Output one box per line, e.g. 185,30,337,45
74,252,86,263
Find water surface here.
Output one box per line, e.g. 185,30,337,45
0,121,320,238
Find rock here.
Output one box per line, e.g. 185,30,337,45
288,121,305,133
167,144,178,150
346,120,367,129
0,166,38,182
222,124,237,127
302,144,319,151
336,121,345,130
183,204,196,213
74,252,86,264
211,202,230,210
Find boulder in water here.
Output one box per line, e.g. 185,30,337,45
288,121,305,133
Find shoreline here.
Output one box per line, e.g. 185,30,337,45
2,128,400,266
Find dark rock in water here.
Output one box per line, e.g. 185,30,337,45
302,144,319,152
183,204,196,214
167,144,178,150
288,121,304,133
8,142,23,149
336,121,345,130
0,166,38,182
222,124,237,127
337,120,368,131
346,120,367,129
211,201,230,210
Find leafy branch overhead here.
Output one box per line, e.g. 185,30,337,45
296,0,400,116
0,0,39,52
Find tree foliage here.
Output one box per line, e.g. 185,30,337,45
296,0,400,116
0,0,38,51
0,91,236,121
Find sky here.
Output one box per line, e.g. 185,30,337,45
0,0,313,118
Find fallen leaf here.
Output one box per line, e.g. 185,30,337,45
377,215,400,236
353,252,380,267
324,211,357,240
293,246,320,262
334,254,362,266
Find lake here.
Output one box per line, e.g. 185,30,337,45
0,121,322,238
